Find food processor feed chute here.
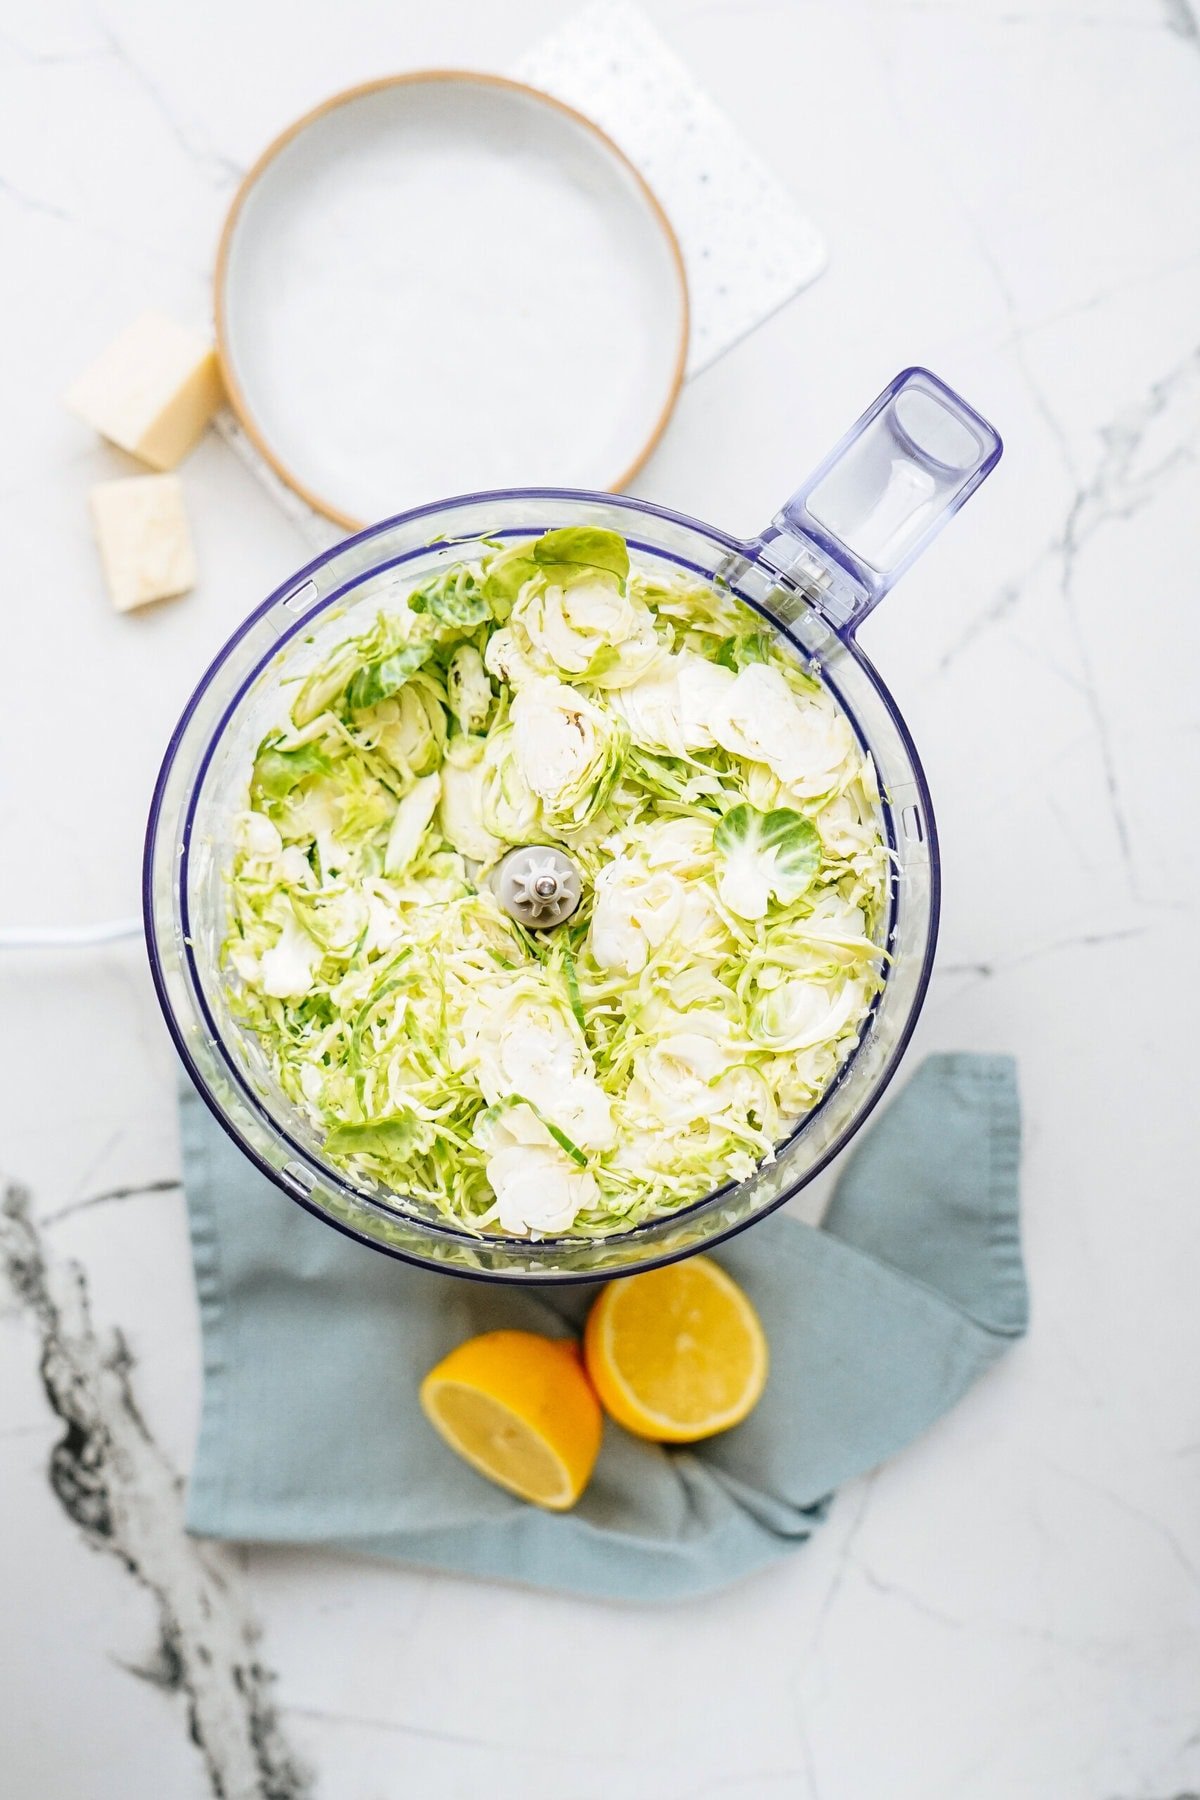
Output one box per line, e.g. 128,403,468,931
748,368,1002,633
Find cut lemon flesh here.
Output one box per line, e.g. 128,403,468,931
420,1330,602,1510
584,1256,768,1442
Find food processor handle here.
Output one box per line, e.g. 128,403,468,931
751,368,1002,635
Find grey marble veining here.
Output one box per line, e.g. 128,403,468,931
1,1185,310,1798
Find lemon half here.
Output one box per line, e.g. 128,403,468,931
420,1329,603,1510
584,1256,768,1443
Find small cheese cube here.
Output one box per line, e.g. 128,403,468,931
65,312,224,470
90,474,196,612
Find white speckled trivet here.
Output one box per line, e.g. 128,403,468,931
514,1,826,378
223,2,827,537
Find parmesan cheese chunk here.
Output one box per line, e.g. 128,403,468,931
89,474,196,612
65,311,223,469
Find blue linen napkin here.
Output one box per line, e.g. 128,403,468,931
182,1053,1026,1602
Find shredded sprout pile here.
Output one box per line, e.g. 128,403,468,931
223,528,889,1238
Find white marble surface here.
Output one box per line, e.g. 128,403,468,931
1,1,1198,1795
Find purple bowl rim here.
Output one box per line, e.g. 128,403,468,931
143,484,940,1283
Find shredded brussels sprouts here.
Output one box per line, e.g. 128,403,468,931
222,527,890,1238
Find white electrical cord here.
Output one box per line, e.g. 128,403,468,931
0,919,143,949
2,432,334,959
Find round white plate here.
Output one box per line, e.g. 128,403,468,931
216,73,689,528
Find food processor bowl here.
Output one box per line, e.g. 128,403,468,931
145,369,1001,1282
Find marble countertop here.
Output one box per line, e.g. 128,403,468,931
2,1,1198,1795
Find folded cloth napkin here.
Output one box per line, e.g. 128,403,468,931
182,1054,1027,1602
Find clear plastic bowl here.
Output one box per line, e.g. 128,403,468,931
144,373,1000,1282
